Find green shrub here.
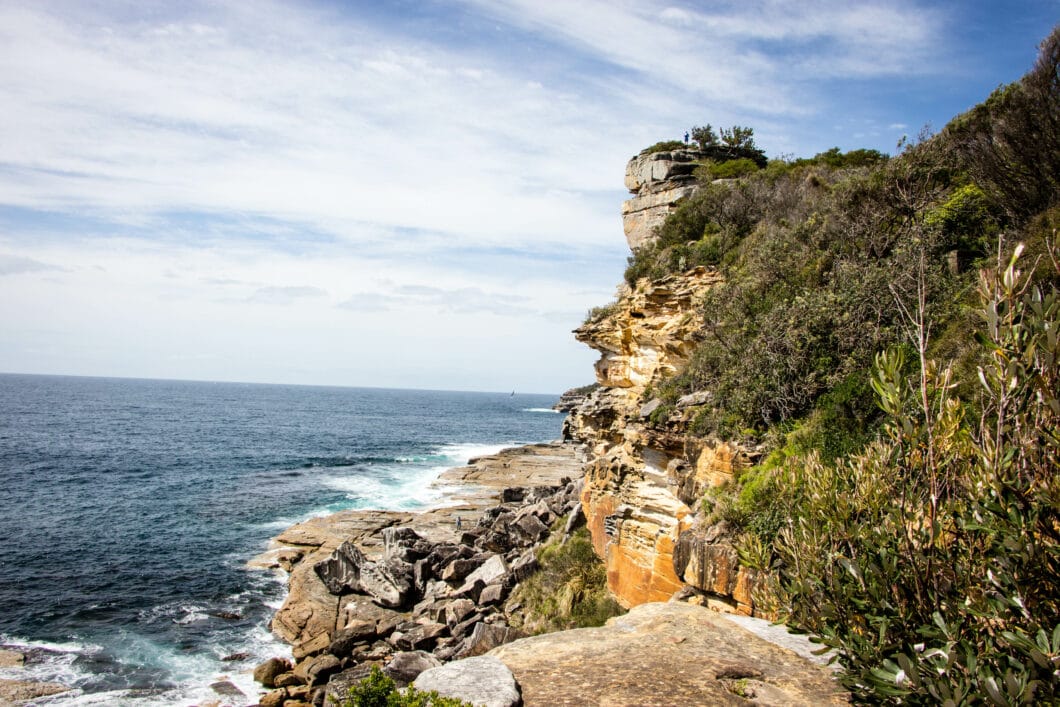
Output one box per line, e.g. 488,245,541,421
776,245,1060,703
583,301,619,325
511,526,625,634
639,140,687,155
338,666,472,707
696,158,761,180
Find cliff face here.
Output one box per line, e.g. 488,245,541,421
568,154,766,615
622,147,704,251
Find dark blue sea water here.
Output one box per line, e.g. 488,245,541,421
0,374,563,705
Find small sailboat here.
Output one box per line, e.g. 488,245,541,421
510,390,515,397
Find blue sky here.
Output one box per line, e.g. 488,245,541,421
0,1,1055,393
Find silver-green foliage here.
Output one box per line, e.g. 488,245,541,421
777,244,1060,704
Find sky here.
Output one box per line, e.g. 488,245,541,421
0,1,1056,394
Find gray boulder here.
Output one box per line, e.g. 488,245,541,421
412,655,521,707
314,540,367,594
385,650,442,686
457,623,522,658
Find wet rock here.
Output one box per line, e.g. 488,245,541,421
0,679,71,704
221,651,250,662
254,656,293,688
0,650,25,668
413,655,521,707
210,680,245,698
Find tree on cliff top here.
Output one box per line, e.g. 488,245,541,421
688,124,767,167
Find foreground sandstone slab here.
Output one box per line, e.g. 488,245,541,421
489,602,847,706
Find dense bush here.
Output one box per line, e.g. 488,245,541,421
777,246,1060,703
695,157,761,180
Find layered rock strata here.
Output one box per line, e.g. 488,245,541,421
251,443,585,706
566,153,767,615
622,147,705,250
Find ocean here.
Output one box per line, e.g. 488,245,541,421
0,373,564,705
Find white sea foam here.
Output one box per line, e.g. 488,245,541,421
523,407,561,413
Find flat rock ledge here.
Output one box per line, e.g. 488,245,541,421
489,602,848,706
0,678,72,705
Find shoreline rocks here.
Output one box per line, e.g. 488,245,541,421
253,442,584,706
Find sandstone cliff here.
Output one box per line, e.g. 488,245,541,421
622,147,706,250
568,153,766,615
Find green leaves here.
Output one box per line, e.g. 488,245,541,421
776,242,1060,703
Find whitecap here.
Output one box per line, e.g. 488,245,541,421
522,407,561,413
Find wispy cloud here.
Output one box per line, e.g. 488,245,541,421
0,253,65,276
248,285,328,305
339,283,535,317
0,0,1045,391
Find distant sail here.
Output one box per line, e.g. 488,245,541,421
510,390,515,396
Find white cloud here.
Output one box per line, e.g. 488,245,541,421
0,253,64,276
0,0,980,391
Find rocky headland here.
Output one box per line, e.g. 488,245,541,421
247,147,846,706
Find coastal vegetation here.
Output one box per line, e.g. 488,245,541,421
631,26,1060,703
338,666,471,706
509,525,625,634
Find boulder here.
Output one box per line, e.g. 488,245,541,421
329,619,378,657
461,555,508,588
274,672,302,688
292,631,331,659
360,558,416,609
259,688,286,707
382,526,430,563
512,513,549,544
385,650,442,686
314,540,367,594
413,656,521,707
210,680,245,698
441,557,481,582
563,504,585,537
391,622,447,651
254,657,293,688
444,598,478,627
479,583,507,605
457,622,521,658
293,653,341,687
